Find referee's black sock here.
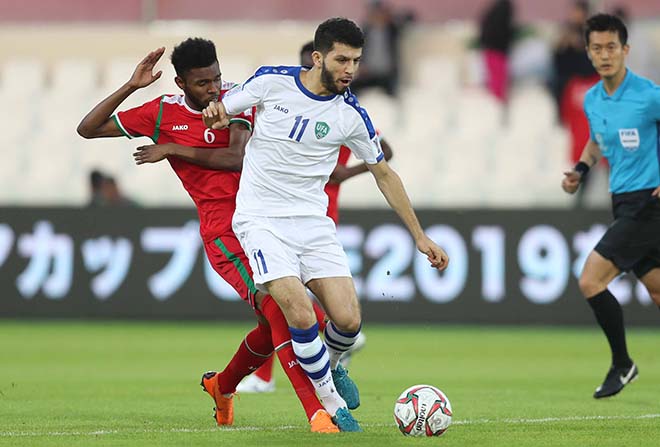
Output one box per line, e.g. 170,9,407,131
587,289,633,368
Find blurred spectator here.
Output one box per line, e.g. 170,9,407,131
509,29,552,86
104,175,138,207
350,0,413,97
89,170,107,207
477,0,517,102
88,169,137,207
612,5,660,82
552,1,600,207
299,41,314,67
551,0,597,109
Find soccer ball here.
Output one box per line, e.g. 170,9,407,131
393,384,452,436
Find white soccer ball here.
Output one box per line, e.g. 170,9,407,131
393,384,452,436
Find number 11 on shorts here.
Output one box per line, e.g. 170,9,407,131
253,249,268,274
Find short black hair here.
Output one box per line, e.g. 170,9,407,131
171,38,218,77
300,41,314,58
313,18,364,55
584,13,628,46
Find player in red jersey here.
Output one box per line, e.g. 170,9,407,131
77,38,338,433
237,41,393,394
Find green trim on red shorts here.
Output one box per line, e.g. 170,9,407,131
214,237,258,296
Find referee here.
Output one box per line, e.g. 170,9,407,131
562,13,660,399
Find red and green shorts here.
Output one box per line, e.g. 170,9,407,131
203,232,260,309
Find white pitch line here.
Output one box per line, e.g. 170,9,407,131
451,413,660,426
1,414,659,438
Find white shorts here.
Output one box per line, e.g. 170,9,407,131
232,213,352,292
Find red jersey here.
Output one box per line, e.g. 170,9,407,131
114,85,253,241
324,145,351,224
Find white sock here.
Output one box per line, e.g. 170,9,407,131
290,325,347,415
324,322,361,370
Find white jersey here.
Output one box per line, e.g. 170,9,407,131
223,65,384,217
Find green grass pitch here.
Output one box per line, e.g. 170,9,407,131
1,321,659,446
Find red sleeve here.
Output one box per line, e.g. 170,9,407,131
228,105,255,131
112,96,162,140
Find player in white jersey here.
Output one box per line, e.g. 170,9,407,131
203,18,449,431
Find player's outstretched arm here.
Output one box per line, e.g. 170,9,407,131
133,123,250,171
562,139,602,194
329,162,368,184
367,160,449,270
77,47,165,139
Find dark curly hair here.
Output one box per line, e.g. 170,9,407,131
171,38,218,77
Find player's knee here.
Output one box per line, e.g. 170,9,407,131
648,290,660,306
578,275,604,298
279,302,315,329
333,314,361,333
292,311,317,330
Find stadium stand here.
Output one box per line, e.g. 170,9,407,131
5,17,657,208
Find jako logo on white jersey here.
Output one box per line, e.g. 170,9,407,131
274,104,289,114
172,124,189,131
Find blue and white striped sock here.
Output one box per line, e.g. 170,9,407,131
290,323,346,415
324,322,361,370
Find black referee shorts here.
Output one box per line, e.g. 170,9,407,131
594,189,660,278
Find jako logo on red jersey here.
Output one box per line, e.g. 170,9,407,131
172,125,189,131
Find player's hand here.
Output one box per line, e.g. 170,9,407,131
417,236,449,271
203,101,230,130
652,186,660,198
133,144,170,165
127,47,165,89
561,170,581,194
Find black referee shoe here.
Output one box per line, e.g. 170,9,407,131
593,363,638,399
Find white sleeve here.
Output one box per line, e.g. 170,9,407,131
344,110,384,164
222,72,266,116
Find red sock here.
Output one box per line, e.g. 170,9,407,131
254,356,274,382
261,295,324,421
312,300,328,332
216,322,273,395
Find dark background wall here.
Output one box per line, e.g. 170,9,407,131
1,208,656,325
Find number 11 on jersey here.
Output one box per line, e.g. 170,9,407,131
288,115,309,142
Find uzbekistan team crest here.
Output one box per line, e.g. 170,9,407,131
315,122,330,139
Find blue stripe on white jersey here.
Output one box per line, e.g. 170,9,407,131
294,71,336,102
242,65,299,88
342,90,377,140
343,89,384,161
243,65,338,102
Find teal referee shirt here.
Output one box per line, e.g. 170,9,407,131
584,69,660,193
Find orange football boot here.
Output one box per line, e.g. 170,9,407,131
200,371,234,425
310,409,340,433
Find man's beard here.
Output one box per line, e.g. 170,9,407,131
188,91,218,111
320,62,346,95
